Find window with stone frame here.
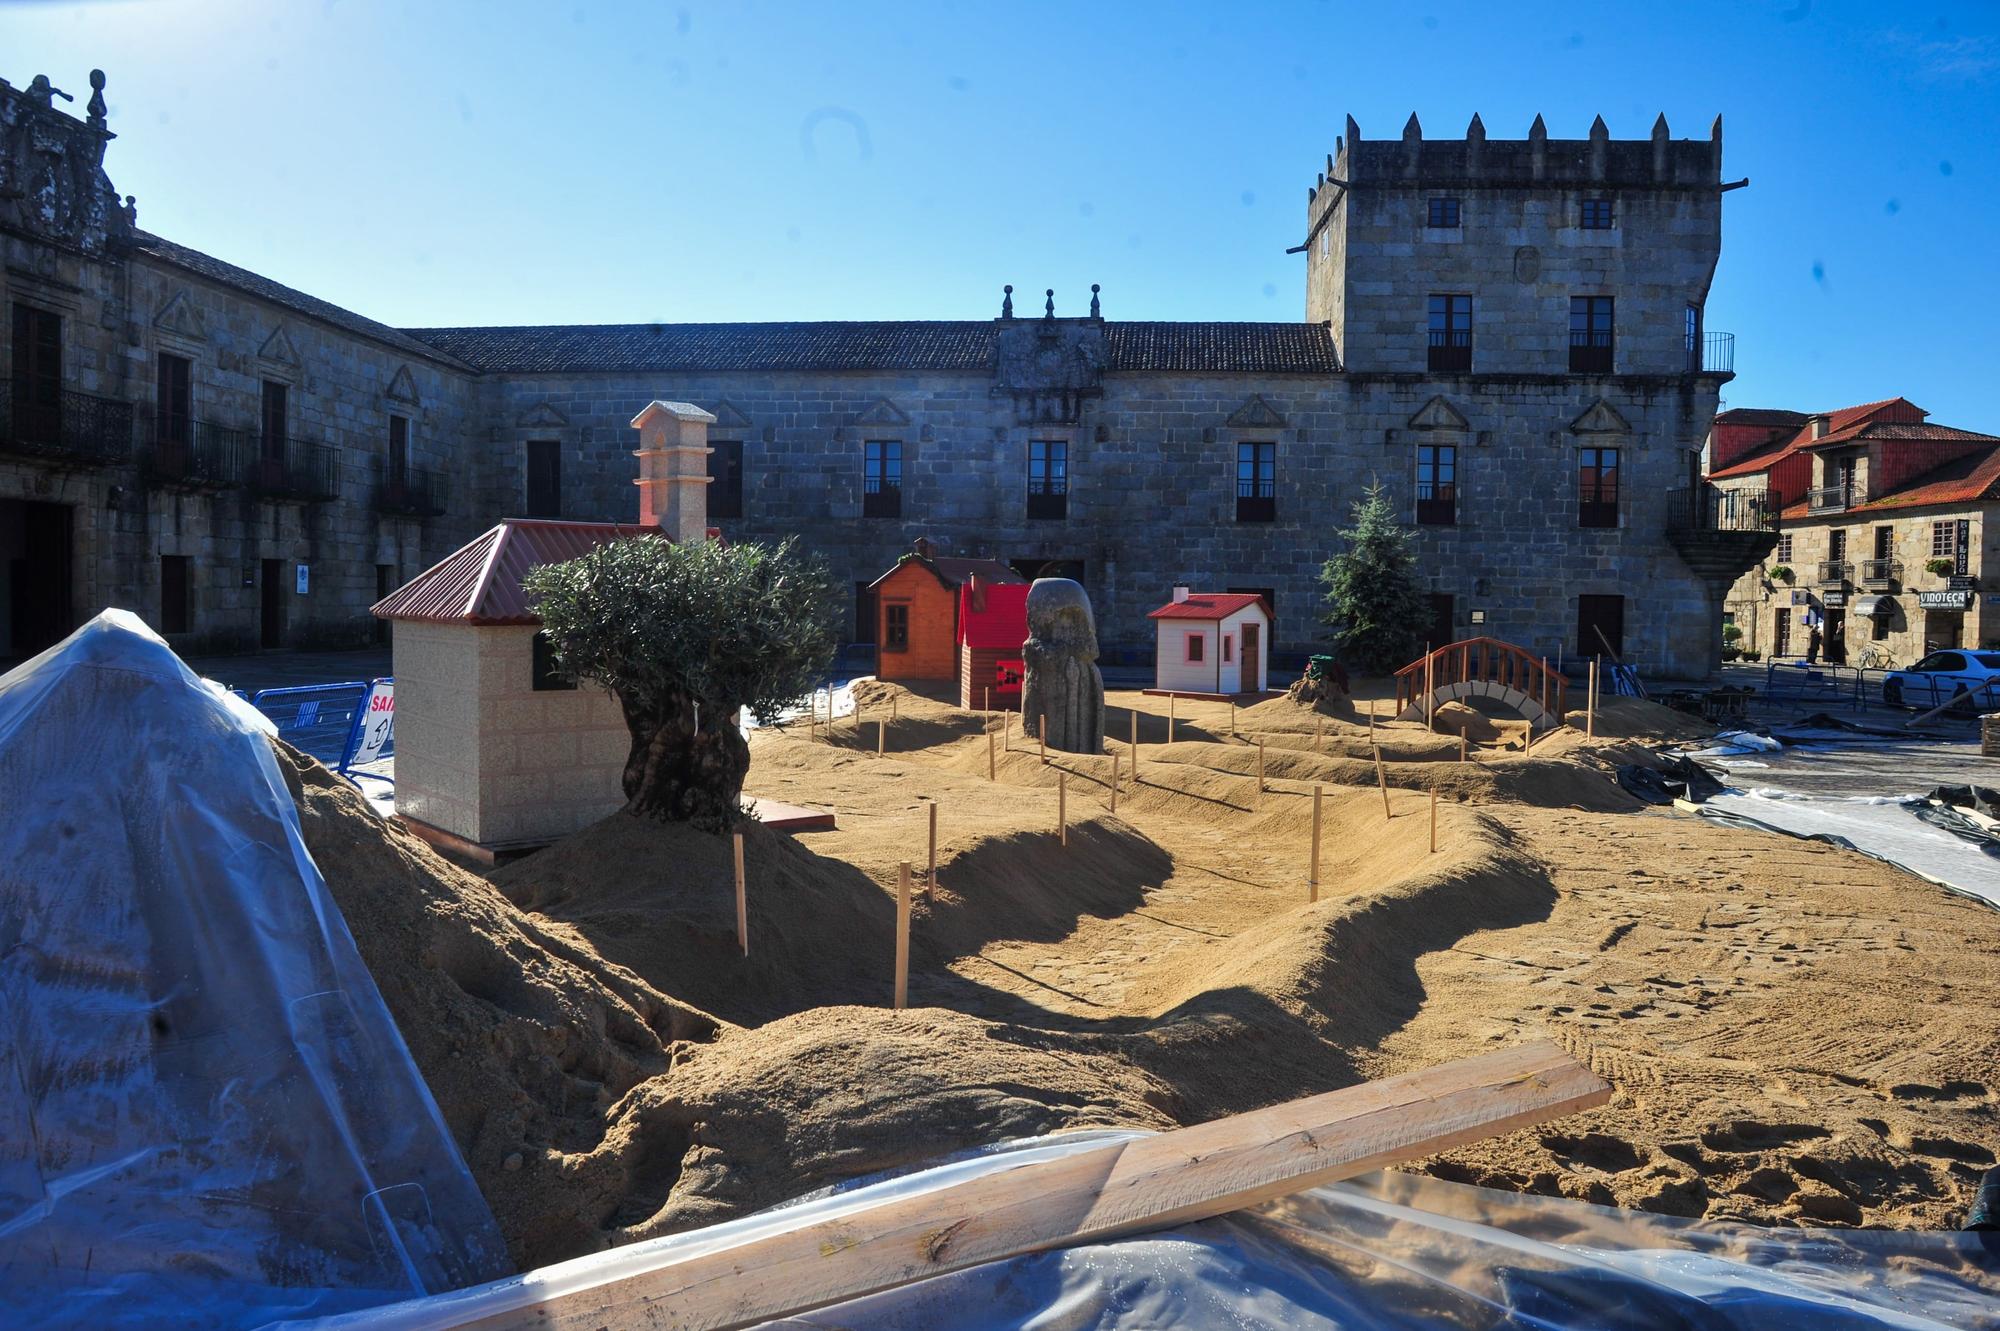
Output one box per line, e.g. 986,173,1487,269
1569,296,1615,373
1027,439,1068,520
1580,198,1615,229
1426,197,1461,228
1416,444,1456,525
387,413,409,480
1577,448,1619,528
1775,532,1794,562
1932,521,1956,559
1235,441,1275,522
864,440,902,518
1427,294,1472,372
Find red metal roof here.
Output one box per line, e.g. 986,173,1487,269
1708,398,1935,480
1780,441,2000,519
1147,593,1268,621
371,520,661,624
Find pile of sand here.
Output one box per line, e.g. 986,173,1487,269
281,674,2000,1269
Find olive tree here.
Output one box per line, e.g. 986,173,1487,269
524,536,838,829
1318,481,1434,674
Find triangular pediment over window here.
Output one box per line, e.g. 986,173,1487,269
1570,398,1631,434
709,399,752,430
385,365,421,405
1226,394,1287,428
856,397,912,427
258,324,301,366
1408,395,1469,432
516,401,569,429
153,289,207,341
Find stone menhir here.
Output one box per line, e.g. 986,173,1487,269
1020,578,1104,755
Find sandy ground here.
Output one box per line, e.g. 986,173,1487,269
289,680,2000,1271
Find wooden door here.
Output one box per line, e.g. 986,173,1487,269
525,440,561,517
1576,594,1624,660
1240,622,1261,692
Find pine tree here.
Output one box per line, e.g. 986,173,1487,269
1318,482,1434,674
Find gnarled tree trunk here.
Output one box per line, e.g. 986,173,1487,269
618,690,750,830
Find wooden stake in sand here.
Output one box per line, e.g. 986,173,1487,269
1309,784,1322,903
893,862,910,1010
1110,751,1120,813
1168,694,1176,744
1230,700,1236,736
1040,716,1049,764
1057,771,1067,847
1459,725,1468,764
878,718,886,757
1429,785,1438,854
443,1043,1608,1331
1424,650,1435,730
926,801,938,900
1587,657,1598,739
1369,701,1377,741
733,831,748,957
1372,743,1392,820
1130,710,1139,774
987,723,997,781
1257,737,1266,803
984,685,991,713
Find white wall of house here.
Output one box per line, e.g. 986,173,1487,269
394,620,629,846
1151,603,1273,695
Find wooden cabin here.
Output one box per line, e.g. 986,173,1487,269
869,541,1024,690
1147,589,1273,697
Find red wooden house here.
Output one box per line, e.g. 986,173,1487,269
957,577,1030,710
869,541,1024,703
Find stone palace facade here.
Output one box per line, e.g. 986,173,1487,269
2,68,1759,678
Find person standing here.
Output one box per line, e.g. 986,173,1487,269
1806,624,1822,665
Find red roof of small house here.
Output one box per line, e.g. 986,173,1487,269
1147,593,1268,621
371,520,662,625
958,581,1029,649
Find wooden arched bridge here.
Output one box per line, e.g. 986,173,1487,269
1392,637,1568,730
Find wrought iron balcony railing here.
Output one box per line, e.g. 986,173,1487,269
1427,329,1472,373
1415,481,1455,526
862,477,901,518
1234,478,1275,523
138,410,249,491
1665,485,1776,533
1859,558,1902,588
247,437,341,502
1689,330,1734,374
372,462,448,518
1568,333,1614,374
0,377,134,467
1818,560,1853,586
1805,485,1853,514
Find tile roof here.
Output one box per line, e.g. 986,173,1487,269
128,231,476,370
399,320,1341,375
1148,593,1269,621
1707,398,1946,481
868,552,1022,593
1786,441,2000,518
1713,407,1810,427
371,519,660,625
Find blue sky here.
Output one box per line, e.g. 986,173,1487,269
9,0,1998,425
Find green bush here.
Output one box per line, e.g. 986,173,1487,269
1769,564,1794,582
525,535,838,829
1925,556,1956,577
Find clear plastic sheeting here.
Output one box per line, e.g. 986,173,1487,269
1702,787,2000,910
291,1132,2000,1331
0,611,509,1329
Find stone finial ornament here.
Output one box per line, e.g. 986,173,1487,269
1044,288,1055,320
1089,283,1101,318
1466,112,1485,142
1402,112,1422,142
1528,113,1547,141
1344,114,1361,145
1589,114,1609,143
26,75,73,108
1651,111,1670,142
87,70,107,128
1001,284,1014,318
1020,578,1104,756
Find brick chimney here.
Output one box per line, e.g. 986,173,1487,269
630,400,715,543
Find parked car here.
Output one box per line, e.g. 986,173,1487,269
1882,650,2000,713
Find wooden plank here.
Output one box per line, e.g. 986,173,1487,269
446,1042,1606,1331
893,861,910,1009
732,832,747,957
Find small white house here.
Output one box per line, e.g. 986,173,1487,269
1147,590,1273,696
